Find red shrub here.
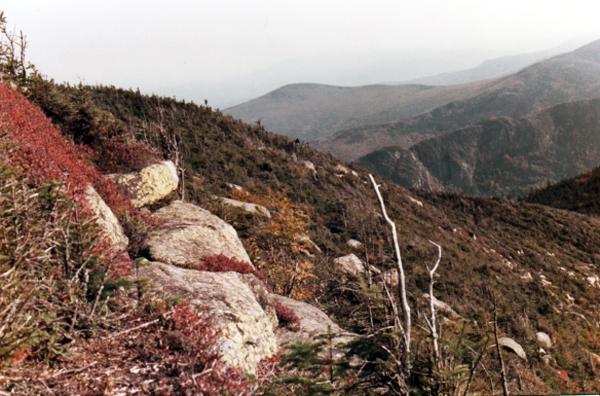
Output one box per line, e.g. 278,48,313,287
90,136,160,174
273,298,300,332
162,302,254,395
196,254,272,292
0,82,135,272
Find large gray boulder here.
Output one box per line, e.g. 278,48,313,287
85,185,128,251
108,161,179,208
273,294,355,358
136,261,277,373
146,200,253,268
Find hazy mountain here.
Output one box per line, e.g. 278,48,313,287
224,81,493,141
315,39,600,161
223,40,591,141
159,48,507,110
403,36,595,86
357,98,600,198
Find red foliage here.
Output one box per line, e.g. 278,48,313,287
196,254,273,292
160,302,254,395
0,83,135,271
90,136,160,174
273,297,301,332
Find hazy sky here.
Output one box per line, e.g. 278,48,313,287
2,0,600,92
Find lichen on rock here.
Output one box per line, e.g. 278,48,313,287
107,160,179,208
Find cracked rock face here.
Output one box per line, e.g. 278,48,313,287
146,200,253,268
108,161,179,208
137,262,277,373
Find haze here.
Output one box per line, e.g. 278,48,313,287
2,0,600,108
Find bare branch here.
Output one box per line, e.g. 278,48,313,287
428,240,442,360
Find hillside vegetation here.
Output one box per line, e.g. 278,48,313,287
4,78,597,394
523,163,600,216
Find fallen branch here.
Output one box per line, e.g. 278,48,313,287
51,361,98,378
106,310,173,339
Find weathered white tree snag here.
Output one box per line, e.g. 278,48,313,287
369,174,411,373
427,240,442,360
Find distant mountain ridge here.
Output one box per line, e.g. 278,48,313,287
401,40,586,86
223,39,592,142
314,39,600,161
357,98,600,198
225,80,494,141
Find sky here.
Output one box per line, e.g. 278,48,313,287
2,1,600,105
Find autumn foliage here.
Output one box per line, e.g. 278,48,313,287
246,189,318,300
273,298,301,332
195,254,271,291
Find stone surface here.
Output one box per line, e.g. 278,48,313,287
136,262,277,373
146,200,253,268
299,235,322,253
273,294,355,358
536,332,552,349
347,239,364,249
85,185,128,251
303,161,316,174
382,269,399,287
499,337,527,360
217,197,271,218
334,164,350,174
108,161,179,208
334,254,365,277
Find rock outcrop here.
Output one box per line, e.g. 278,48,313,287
146,200,253,267
347,239,363,249
108,161,179,207
137,261,277,373
85,185,128,251
273,294,355,358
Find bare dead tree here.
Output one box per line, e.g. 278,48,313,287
369,174,411,375
0,12,29,83
427,240,442,361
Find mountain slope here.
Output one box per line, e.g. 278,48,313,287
523,163,600,216
357,98,600,198
315,39,600,161
7,79,600,394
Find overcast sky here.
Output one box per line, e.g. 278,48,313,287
2,1,600,94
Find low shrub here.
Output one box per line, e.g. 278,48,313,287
273,298,300,332
196,254,271,291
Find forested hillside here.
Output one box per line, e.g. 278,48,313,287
357,98,600,198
